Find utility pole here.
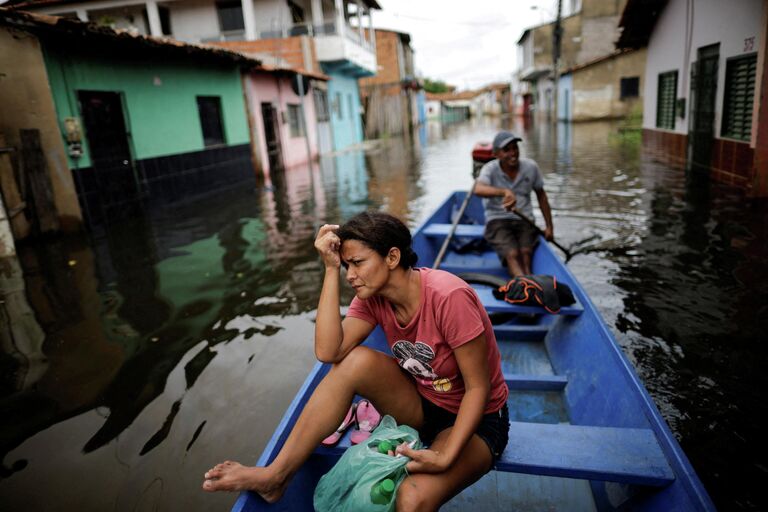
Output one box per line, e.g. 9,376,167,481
552,0,563,123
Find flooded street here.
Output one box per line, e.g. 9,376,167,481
2,117,767,511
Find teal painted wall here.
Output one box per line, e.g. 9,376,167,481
323,68,364,151
42,41,250,168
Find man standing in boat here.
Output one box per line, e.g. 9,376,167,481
474,130,554,277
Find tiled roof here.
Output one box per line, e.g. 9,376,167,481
426,90,480,101
0,7,260,66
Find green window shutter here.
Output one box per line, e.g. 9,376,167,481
722,54,757,141
656,71,677,129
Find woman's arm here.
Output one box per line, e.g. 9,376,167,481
399,333,490,473
314,224,374,363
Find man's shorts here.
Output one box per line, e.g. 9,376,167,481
484,218,539,257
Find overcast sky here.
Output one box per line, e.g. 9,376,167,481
372,0,562,90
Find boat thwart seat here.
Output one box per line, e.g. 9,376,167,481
422,223,486,239
424,223,584,316
474,286,584,316
497,421,676,486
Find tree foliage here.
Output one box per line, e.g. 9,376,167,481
423,78,453,94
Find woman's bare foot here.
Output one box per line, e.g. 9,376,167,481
202,461,287,502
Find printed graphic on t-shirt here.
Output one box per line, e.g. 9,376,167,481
432,378,452,392
392,340,438,380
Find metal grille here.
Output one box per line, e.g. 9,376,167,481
656,71,677,129
722,54,757,141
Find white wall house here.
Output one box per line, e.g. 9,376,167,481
640,0,763,136
618,0,767,194
425,99,441,120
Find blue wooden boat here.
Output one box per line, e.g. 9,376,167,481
233,192,715,511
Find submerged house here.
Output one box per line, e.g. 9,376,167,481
617,0,768,195
557,48,647,121
0,8,318,232
474,83,512,116
358,29,423,138
9,0,381,153
243,66,328,175
514,0,635,120
425,91,478,123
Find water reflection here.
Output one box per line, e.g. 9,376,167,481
0,255,47,393
0,116,766,511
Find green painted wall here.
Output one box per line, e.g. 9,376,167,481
42,41,250,169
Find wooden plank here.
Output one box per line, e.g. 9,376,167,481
0,134,31,239
504,374,568,391
497,422,675,486
493,323,550,341
20,129,59,233
423,223,485,239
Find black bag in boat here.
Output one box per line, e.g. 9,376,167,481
492,275,576,314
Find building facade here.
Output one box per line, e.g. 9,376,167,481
514,0,628,119
557,48,647,121
358,29,422,138
618,0,767,194
0,9,262,231
8,0,381,152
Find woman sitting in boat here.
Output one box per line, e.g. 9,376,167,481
203,211,510,510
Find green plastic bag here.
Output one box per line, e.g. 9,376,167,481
313,415,422,512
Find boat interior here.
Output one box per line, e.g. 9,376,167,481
235,192,708,511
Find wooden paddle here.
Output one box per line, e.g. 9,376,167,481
512,208,573,261
433,179,478,269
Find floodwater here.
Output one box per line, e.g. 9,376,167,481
1,117,767,511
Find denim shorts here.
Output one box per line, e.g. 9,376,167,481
418,395,510,463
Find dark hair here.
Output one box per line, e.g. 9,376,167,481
337,211,418,269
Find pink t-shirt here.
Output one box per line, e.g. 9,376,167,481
346,267,509,414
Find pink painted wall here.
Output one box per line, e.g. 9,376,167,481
244,71,320,176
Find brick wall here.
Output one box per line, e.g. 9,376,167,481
210,37,318,72
359,30,401,88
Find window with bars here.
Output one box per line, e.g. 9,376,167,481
722,53,757,141
197,96,225,146
314,89,330,122
287,104,304,137
656,71,677,129
216,0,244,32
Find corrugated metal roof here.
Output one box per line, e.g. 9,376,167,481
426,90,480,101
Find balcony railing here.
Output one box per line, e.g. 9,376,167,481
255,19,373,50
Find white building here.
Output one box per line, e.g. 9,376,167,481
618,0,768,194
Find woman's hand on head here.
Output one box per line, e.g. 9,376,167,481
315,224,341,269
396,443,451,474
